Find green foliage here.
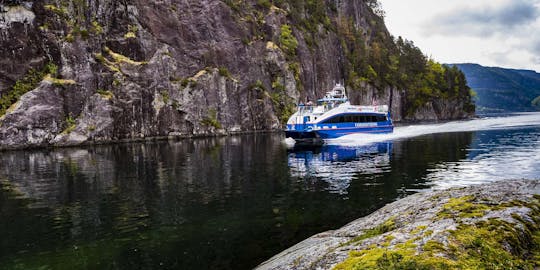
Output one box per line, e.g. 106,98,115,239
281,0,332,34
288,62,303,91
201,108,222,129
218,66,232,78
62,114,77,134
91,21,103,34
270,78,294,124
250,79,266,91
161,91,170,104
44,4,68,17
256,0,271,9
279,24,298,59
0,63,57,117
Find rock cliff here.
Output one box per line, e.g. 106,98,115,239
0,0,474,149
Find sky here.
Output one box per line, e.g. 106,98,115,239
379,0,540,72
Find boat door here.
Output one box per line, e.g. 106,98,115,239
303,116,310,129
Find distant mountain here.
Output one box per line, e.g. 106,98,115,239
452,63,540,113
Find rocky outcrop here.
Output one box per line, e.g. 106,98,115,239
0,1,474,150
256,180,540,270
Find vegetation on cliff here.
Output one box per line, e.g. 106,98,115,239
0,63,57,117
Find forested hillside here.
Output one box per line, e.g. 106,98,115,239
454,63,540,112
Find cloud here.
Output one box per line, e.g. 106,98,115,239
423,0,539,37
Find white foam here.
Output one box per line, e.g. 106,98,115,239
326,113,540,146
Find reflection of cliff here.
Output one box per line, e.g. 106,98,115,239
0,134,292,269
288,143,392,194
0,132,475,269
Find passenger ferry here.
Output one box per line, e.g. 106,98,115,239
285,84,393,143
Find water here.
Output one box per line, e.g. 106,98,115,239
1,113,539,269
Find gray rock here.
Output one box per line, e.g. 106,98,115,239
256,180,540,270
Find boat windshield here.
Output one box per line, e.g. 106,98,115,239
296,105,314,115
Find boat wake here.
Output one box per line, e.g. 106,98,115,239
325,113,540,146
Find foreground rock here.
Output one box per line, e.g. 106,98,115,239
257,180,540,270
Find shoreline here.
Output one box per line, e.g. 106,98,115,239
0,129,279,152
0,115,481,152
256,180,540,270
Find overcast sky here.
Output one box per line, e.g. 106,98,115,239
379,0,540,72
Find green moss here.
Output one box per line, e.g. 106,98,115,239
341,218,396,247
410,225,427,235
335,196,540,270
437,195,490,220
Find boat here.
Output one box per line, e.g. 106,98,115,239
285,83,393,143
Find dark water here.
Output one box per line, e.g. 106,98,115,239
1,114,539,270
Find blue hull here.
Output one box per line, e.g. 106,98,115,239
285,122,393,140
315,125,393,139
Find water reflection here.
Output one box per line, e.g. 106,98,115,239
288,143,392,194
1,129,522,270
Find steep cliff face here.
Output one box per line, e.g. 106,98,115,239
0,0,474,149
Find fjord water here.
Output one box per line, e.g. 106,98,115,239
1,113,539,269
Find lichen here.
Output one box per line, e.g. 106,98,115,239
333,197,540,270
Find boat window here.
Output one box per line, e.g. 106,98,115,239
322,114,388,124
